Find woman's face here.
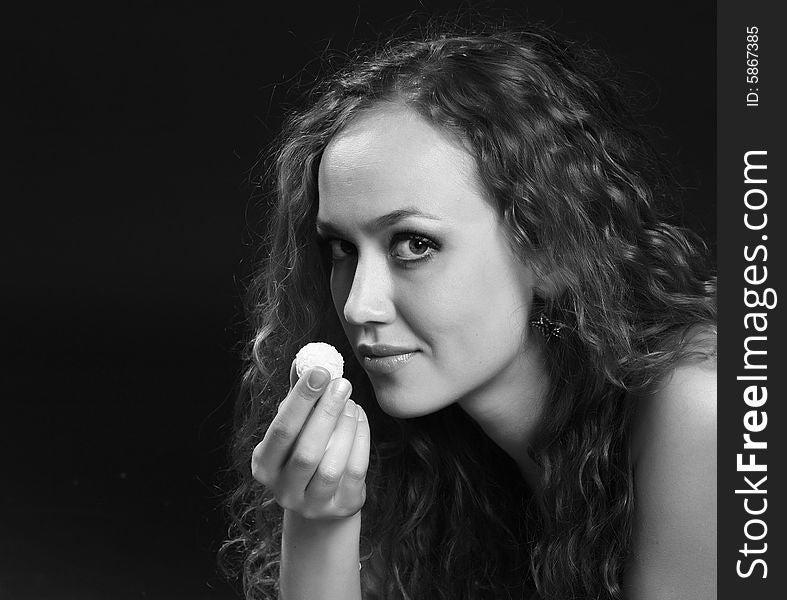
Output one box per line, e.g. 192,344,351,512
317,104,545,418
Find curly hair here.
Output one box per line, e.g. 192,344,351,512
218,25,716,600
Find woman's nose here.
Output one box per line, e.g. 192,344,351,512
342,256,395,326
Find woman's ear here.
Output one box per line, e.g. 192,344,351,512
533,274,563,299
530,258,568,300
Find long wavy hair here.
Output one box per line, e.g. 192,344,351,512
219,25,716,600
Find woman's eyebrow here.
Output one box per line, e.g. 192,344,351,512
316,207,442,236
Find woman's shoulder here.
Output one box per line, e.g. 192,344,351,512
630,324,717,465
624,324,717,597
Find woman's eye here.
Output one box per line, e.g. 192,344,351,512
319,233,438,265
327,239,356,261
391,233,438,262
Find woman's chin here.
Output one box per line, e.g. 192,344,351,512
372,385,450,419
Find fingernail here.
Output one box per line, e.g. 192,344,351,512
333,378,351,397
307,368,330,391
343,398,356,417
358,406,366,422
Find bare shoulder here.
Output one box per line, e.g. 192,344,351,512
630,325,717,462
625,326,717,599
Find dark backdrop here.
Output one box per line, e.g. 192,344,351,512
2,2,714,599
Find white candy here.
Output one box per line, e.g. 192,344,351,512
295,342,344,380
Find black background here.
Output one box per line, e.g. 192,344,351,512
2,2,714,599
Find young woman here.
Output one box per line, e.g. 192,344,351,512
220,26,717,600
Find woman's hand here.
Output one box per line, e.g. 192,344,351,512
251,361,370,520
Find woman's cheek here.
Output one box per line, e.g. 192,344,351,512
330,268,352,316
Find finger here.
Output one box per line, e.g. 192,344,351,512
333,405,371,514
278,359,298,412
251,366,332,485
279,377,353,491
289,358,298,391
305,398,359,501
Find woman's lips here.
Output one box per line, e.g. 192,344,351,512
362,351,417,375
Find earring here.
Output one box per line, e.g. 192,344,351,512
529,314,566,340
